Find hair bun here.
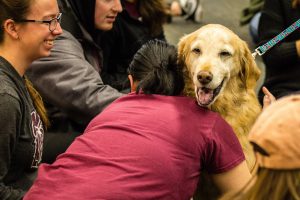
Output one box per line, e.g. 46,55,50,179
160,60,168,69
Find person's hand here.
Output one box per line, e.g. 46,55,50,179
262,86,276,110
295,40,300,56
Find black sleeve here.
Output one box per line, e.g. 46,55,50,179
258,0,299,68
0,94,25,200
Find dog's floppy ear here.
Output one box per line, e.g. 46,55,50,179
177,34,190,69
239,41,261,90
177,33,195,97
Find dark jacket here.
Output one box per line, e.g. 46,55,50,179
258,0,300,102
99,0,166,91
0,57,43,200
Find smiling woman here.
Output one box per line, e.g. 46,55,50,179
0,0,62,198
24,0,125,165
13,0,63,60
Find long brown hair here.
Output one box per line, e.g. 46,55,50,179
0,0,32,42
25,78,50,129
220,168,300,200
137,0,168,37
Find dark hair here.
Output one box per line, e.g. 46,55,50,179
0,0,32,43
128,40,184,96
25,78,50,129
137,0,168,37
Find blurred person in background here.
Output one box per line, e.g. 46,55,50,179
99,0,169,91
168,0,204,23
257,0,300,104
239,0,264,44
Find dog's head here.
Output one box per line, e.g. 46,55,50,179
178,24,261,107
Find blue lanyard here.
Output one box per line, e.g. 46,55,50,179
252,18,300,58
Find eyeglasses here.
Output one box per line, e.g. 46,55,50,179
15,13,62,32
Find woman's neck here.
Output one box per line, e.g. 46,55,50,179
0,45,30,76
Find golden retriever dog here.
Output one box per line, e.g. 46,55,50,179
178,24,262,199
178,24,262,171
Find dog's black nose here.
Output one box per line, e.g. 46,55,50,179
197,71,213,84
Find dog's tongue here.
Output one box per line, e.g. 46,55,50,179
197,88,213,106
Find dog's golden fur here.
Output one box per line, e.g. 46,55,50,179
178,24,262,170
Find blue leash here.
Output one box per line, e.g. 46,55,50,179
252,18,300,58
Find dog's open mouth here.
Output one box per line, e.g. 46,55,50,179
196,80,224,107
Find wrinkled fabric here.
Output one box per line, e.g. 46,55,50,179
24,93,245,200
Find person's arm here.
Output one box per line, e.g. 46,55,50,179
27,31,123,125
204,116,251,194
0,94,25,200
211,161,251,194
258,0,299,68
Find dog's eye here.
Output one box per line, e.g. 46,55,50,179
192,48,201,54
219,51,232,57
